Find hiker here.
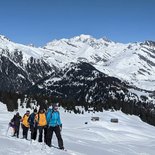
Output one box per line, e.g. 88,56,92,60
46,103,64,150
28,109,38,140
21,110,30,139
35,108,47,143
11,112,22,138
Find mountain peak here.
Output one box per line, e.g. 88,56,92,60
0,35,11,42
72,34,114,44
79,34,92,39
73,34,94,41
143,40,155,47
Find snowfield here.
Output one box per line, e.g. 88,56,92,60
0,102,155,155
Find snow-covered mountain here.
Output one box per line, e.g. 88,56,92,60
0,35,56,91
1,34,155,110
1,34,155,92
44,35,155,91
26,61,151,105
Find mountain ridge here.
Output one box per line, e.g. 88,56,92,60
0,34,155,91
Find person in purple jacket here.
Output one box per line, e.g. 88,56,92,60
46,103,64,149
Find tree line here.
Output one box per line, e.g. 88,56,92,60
0,91,155,126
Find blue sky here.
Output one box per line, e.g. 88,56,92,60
0,0,155,46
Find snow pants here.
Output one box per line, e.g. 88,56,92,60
38,125,47,143
22,124,29,139
30,125,37,140
14,125,20,138
46,126,64,149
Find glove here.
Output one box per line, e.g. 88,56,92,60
59,124,62,131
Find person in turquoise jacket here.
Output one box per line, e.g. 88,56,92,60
46,103,64,149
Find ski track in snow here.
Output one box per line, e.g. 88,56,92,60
0,102,155,155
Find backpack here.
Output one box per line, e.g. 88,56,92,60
28,113,35,125
37,112,47,126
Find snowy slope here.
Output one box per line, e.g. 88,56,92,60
0,35,43,63
1,102,155,155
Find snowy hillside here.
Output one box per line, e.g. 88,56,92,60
1,102,155,155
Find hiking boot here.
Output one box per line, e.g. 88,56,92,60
59,147,64,150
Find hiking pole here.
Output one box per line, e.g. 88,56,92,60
6,123,10,136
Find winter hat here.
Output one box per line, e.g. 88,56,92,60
26,110,30,114
16,112,19,115
39,107,45,113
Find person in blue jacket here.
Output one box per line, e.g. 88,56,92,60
28,109,38,140
46,103,64,149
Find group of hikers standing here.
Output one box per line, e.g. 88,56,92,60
9,104,64,150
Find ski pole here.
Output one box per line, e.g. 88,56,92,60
6,124,10,136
